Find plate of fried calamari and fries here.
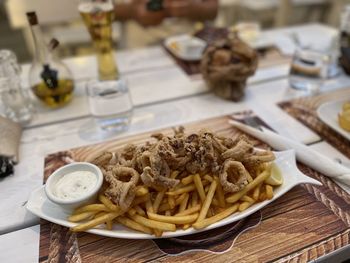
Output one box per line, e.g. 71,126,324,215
27,128,321,239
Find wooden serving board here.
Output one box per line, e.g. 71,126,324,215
39,113,350,263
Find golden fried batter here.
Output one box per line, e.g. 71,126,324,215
91,128,275,210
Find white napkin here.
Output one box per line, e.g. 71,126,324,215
229,120,350,186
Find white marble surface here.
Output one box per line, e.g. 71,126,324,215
0,226,39,263
0,23,349,262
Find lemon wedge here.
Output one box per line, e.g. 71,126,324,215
338,101,350,132
339,113,350,132
264,163,283,186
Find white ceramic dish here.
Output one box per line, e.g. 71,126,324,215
45,162,103,210
317,99,350,141
27,150,321,239
164,34,206,61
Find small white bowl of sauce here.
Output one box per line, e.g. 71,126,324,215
45,162,103,210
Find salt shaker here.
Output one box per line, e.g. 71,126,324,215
0,50,33,125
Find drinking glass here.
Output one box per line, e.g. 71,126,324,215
80,78,133,141
289,48,328,94
0,50,33,125
78,0,119,81
87,78,132,130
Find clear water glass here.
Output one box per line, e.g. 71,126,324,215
289,48,328,94
87,78,133,131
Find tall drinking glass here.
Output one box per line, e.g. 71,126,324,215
78,0,119,80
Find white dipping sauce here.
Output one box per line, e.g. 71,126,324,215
53,171,97,200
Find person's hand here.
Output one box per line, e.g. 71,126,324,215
131,0,166,27
163,0,191,17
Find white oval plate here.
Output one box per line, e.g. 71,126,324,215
26,150,321,239
317,99,350,141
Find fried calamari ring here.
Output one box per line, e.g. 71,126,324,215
220,160,249,193
104,167,140,210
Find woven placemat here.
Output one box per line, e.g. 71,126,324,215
163,26,290,76
279,89,350,159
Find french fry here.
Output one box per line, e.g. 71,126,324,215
252,183,262,201
145,197,163,238
204,185,210,193
68,211,96,222
191,192,198,207
99,194,119,211
167,171,180,217
168,195,176,209
259,192,267,202
134,205,146,216
166,185,196,196
153,190,166,213
193,174,206,202
135,186,149,197
117,216,153,235
94,212,107,219
131,214,176,232
239,201,254,212
181,175,194,185
179,193,189,213
158,193,187,212
226,170,270,203
183,224,191,230
204,174,214,182
71,212,122,232
74,204,109,214
106,220,113,230
196,180,217,223
176,204,201,216
148,212,198,224
127,208,137,217
214,176,226,208
145,198,154,213
265,185,274,200
154,230,163,237
241,195,255,203
192,204,239,230
215,207,226,213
